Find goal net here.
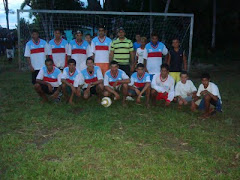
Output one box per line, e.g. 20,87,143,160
17,10,194,70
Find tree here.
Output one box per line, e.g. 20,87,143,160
3,0,9,30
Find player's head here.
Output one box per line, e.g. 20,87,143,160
201,73,210,88
136,63,145,75
54,28,62,39
75,30,83,40
117,27,125,38
98,25,106,37
135,33,141,41
68,58,76,71
140,37,147,47
86,57,94,68
31,29,39,40
180,71,188,83
172,37,180,48
85,34,92,44
151,32,159,44
160,63,169,78
45,58,54,70
110,61,119,72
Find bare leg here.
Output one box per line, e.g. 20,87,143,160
122,84,128,106
104,86,120,100
96,83,104,102
145,86,150,108
191,101,198,112
151,89,158,106
178,99,184,109
34,83,48,102
62,83,69,102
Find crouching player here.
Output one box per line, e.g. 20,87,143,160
191,73,222,118
103,61,130,106
61,59,82,104
128,63,151,107
175,71,197,109
34,58,62,102
81,57,104,100
151,63,175,106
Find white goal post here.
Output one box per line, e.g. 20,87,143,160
17,9,194,71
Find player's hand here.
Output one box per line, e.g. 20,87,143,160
47,84,53,93
29,65,34,72
114,93,120,100
135,88,141,96
113,81,118,87
136,96,141,104
200,90,208,96
163,92,168,96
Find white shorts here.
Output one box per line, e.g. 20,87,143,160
6,49,14,58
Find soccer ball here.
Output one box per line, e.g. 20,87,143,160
101,97,112,107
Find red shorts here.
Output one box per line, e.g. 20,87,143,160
156,92,170,102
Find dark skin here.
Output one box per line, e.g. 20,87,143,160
34,61,61,102
68,33,83,60
151,67,171,106
54,30,62,42
61,63,81,105
83,60,104,100
109,30,135,72
166,39,187,71
103,64,130,106
128,67,151,107
191,78,218,118
27,32,48,72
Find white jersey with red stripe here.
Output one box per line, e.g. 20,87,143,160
129,72,151,88
81,66,103,89
36,66,62,87
104,69,129,87
24,39,49,70
61,67,80,87
48,38,68,69
151,73,175,101
143,42,168,74
91,36,112,63
67,39,93,71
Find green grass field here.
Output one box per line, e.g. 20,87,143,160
0,57,239,179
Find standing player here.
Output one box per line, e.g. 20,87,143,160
103,61,130,105
133,33,141,51
136,37,147,64
68,30,93,71
34,58,62,102
143,32,168,80
191,73,222,118
151,63,175,106
81,57,104,100
61,59,83,104
48,28,69,70
128,63,151,107
167,38,187,82
91,25,112,75
24,29,49,84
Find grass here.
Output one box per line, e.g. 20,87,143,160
0,57,239,179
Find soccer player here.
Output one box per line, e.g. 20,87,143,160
68,30,93,71
143,32,168,80
133,33,141,51
34,58,62,102
109,27,135,76
48,28,69,70
167,38,187,82
191,73,222,118
128,63,151,107
175,71,197,109
24,29,49,84
81,57,104,100
136,37,147,64
85,34,92,45
91,25,112,75
151,63,175,106
103,61,130,105
61,59,83,104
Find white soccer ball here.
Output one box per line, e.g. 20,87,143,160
101,97,112,107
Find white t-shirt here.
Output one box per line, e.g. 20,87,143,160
136,47,145,64
151,73,175,101
175,80,197,98
197,82,222,103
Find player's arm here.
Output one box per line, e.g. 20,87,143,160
166,53,171,66
92,68,104,86
183,51,187,71
109,50,114,61
143,48,148,72
201,90,218,101
167,81,175,101
139,82,151,96
24,44,34,72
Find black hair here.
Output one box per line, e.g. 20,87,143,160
201,73,210,80
98,25,106,30
135,32,141,36
110,61,119,66
85,34,91,37
137,63,144,68
86,57,94,63
68,58,76,65
180,71,188,76
151,32,158,38
172,37,180,42
31,29,39,34
161,63,170,71
45,58,54,64
54,28,62,33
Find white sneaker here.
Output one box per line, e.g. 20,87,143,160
126,96,134,101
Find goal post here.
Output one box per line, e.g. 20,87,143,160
17,9,194,71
